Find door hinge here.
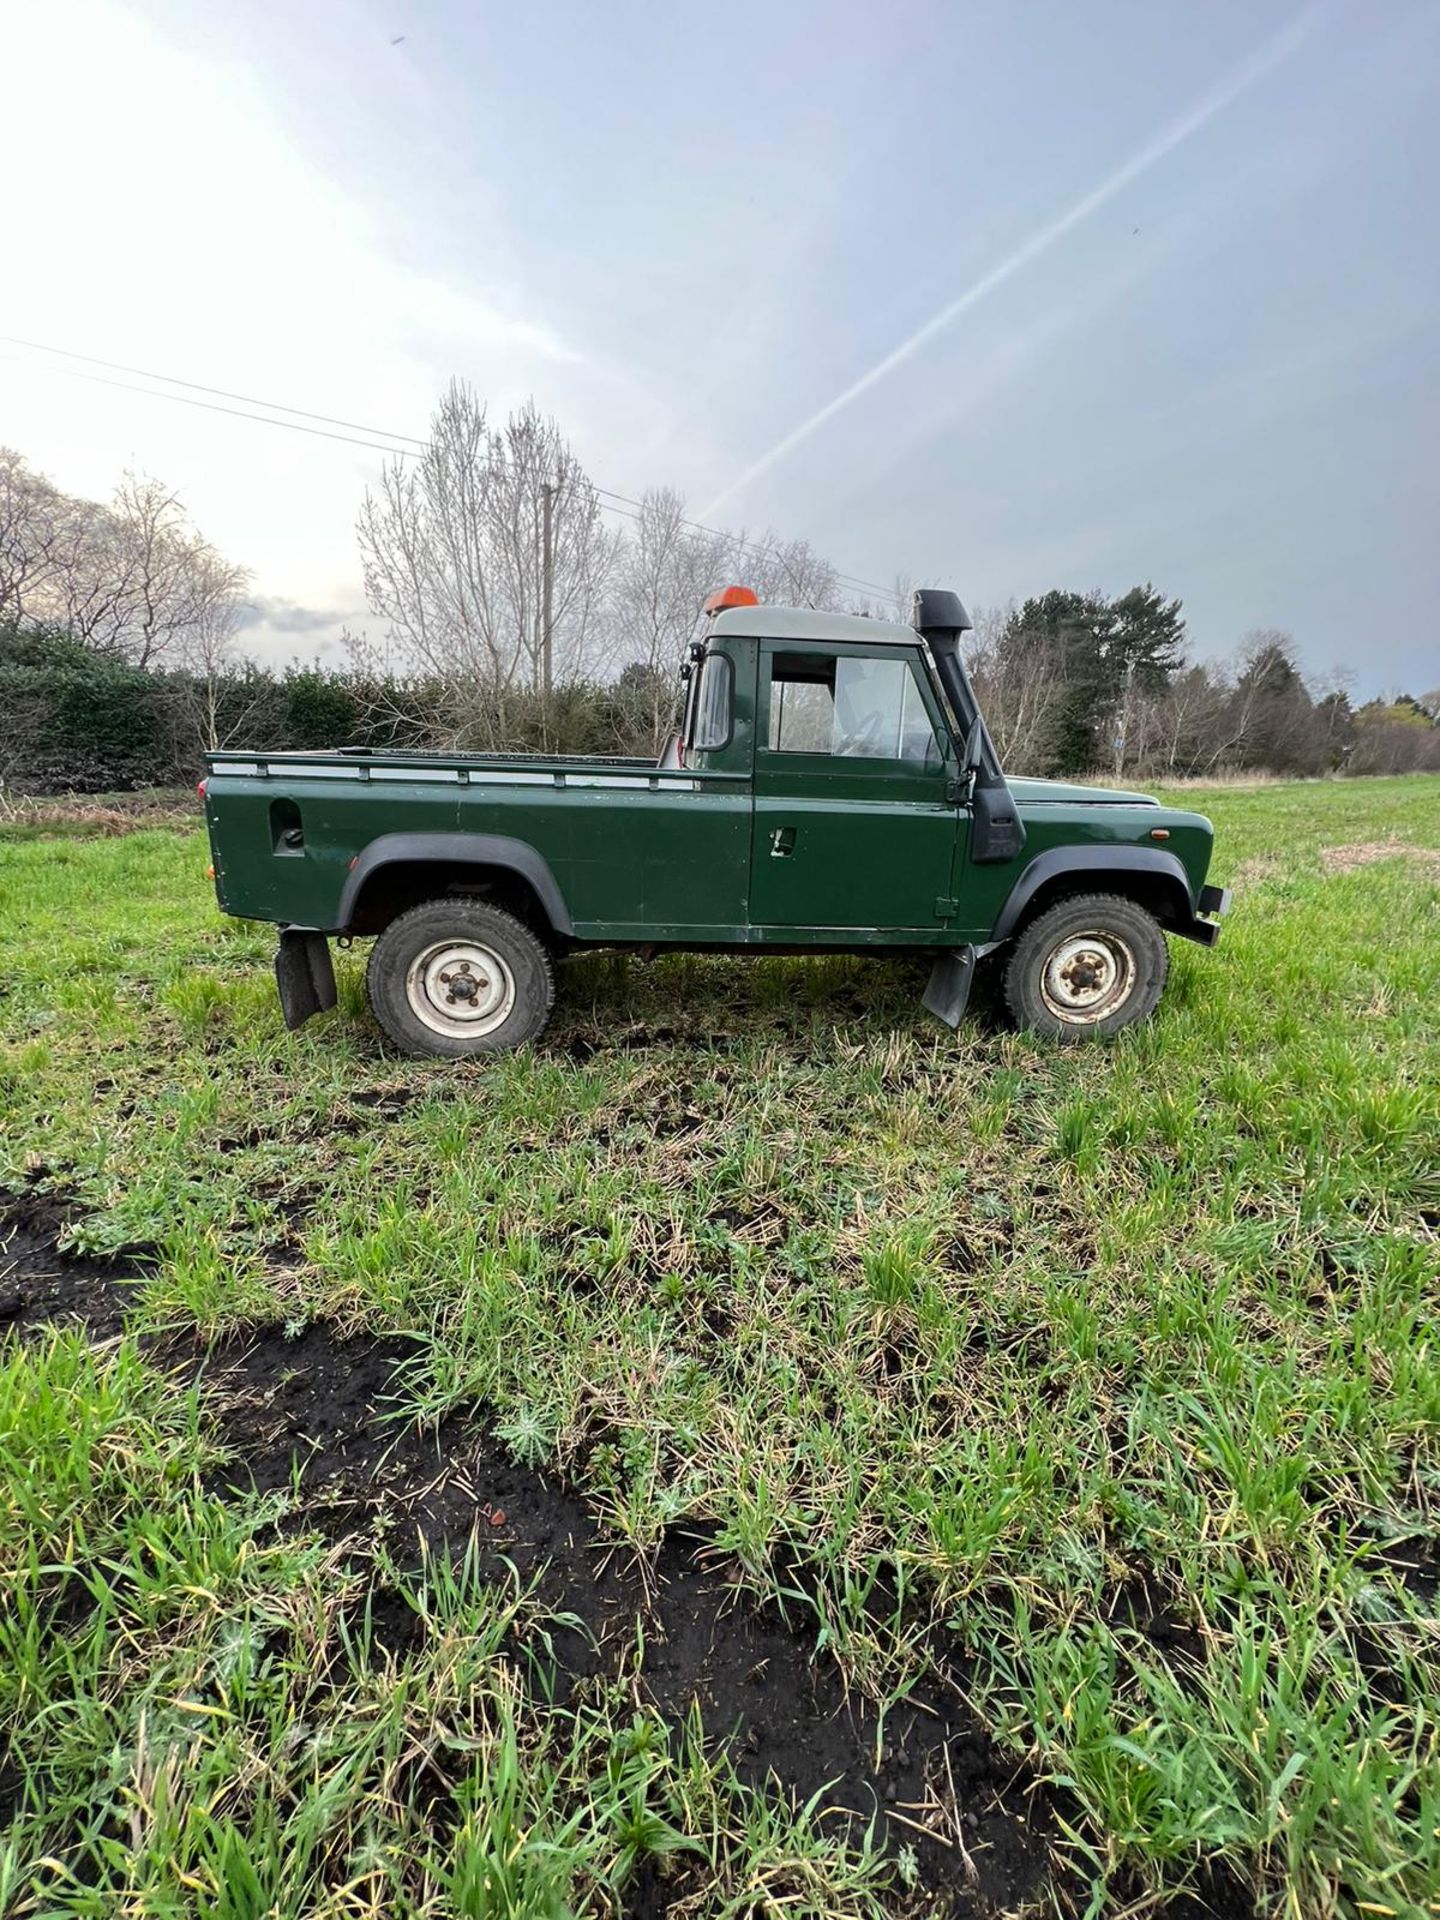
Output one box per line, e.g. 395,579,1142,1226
934,896,958,919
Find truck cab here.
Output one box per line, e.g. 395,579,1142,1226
202,588,1228,1055
675,590,1024,941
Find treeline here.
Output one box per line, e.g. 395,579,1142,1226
3,408,1437,793
969,590,1440,781
0,622,674,792
5,611,1435,795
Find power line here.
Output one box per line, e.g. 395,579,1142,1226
0,334,427,448
8,338,899,602
3,335,901,604
1,353,652,533
2,355,426,460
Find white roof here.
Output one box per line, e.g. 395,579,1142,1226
710,604,923,647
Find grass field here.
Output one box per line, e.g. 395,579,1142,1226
2,775,1438,1919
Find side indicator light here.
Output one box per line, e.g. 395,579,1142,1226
206,864,216,880
1149,828,1170,841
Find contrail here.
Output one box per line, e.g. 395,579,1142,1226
699,4,1323,519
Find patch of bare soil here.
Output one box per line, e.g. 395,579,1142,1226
1319,840,1440,875
1360,1533,1440,1606
559,1026,746,1066
0,1190,144,1339
1231,856,1282,888
1113,1861,1259,1919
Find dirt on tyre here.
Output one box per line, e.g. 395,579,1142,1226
365,899,556,1057
1003,892,1168,1040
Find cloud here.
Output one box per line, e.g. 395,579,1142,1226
237,596,348,635
699,1,1326,519
0,0,590,621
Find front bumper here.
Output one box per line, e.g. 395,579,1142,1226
1199,883,1231,918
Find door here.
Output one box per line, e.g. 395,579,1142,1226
749,641,964,932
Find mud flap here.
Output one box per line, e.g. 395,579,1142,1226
275,929,338,1031
921,946,976,1030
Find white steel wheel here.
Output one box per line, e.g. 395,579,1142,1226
404,939,516,1039
366,899,555,1058
1002,892,1168,1041
1038,930,1137,1026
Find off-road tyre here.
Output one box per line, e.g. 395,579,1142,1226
366,899,556,1057
1002,892,1168,1041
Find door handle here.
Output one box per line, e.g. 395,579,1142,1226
770,826,796,858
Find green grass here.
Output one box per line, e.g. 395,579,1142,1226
0,1334,872,1918
2,775,1439,1917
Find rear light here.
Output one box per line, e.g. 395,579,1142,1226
196,778,207,798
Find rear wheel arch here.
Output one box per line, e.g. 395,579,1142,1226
338,834,572,942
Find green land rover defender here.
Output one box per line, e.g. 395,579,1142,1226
201,588,1229,1056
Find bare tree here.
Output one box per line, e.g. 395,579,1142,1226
0,448,66,625
35,494,124,647
357,384,616,747
111,475,203,667
485,401,616,718
607,488,731,752
734,532,841,610
169,555,255,751
1131,662,1226,776
839,572,911,621
965,601,1066,772
25,471,246,667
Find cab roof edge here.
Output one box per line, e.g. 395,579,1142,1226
708,605,926,647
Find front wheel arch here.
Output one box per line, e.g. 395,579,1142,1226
989,848,1195,947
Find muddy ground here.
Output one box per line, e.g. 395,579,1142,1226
1,1189,1254,1918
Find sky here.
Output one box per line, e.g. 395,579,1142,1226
2,0,1438,695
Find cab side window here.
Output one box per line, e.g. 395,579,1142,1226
765,652,939,765
691,652,733,752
